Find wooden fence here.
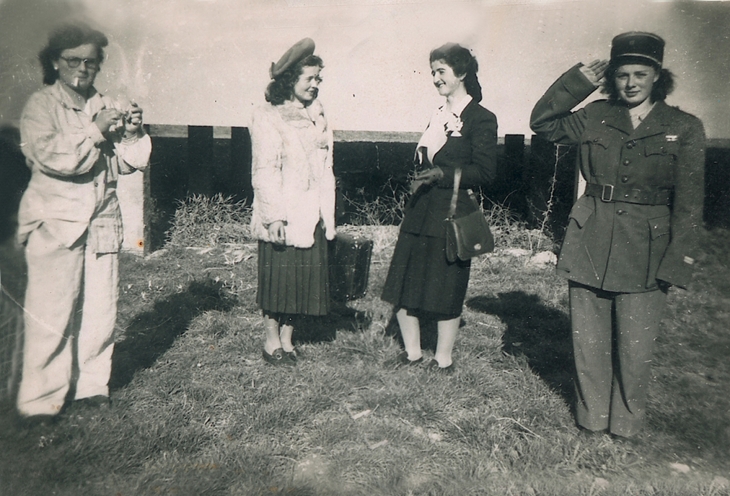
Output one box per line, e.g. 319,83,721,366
2,124,730,256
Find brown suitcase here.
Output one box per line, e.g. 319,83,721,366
329,232,373,301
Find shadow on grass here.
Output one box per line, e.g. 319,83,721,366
467,291,575,403
109,280,236,390
292,301,372,345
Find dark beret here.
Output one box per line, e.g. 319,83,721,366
270,38,315,79
610,32,664,67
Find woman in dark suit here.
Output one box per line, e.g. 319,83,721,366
530,32,705,438
382,43,498,372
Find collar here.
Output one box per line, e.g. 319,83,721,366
629,98,654,120
599,103,632,135
48,80,105,114
442,94,473,117
286,98,306,109
600,99,671,138
629,100,671,140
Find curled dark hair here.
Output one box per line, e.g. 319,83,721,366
601,60,675,103
38,22,108,85
265,55,324,106
429,43,482,102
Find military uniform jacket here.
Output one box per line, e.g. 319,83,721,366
400,99,498,239
530,64,705,292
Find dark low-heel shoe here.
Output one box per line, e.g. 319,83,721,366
395,351,423,367
425,359,454,374
16,413,58,430
263,348,296,366
283,348,299,362
75,395,111,409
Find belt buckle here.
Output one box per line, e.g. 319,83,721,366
601,184,614,202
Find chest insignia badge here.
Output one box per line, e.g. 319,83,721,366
665,135,678,142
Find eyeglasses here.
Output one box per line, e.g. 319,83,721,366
59,56,101,69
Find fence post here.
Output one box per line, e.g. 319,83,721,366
230,127,253,203
187,126,214,196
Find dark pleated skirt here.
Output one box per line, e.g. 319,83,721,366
381,230,470,319
257,222,330,316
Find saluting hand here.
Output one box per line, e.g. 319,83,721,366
579,59,609,87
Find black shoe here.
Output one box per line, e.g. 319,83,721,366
395,351,423,367
425,359,454,374
283,347,299,363
610,432,642,446
16,413,58,430
74,395,111,410
577,426,608,439
263,348,296,366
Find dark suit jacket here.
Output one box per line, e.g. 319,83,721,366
530,64,705,291
400,99,498,239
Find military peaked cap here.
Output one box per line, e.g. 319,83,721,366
610,32,665,67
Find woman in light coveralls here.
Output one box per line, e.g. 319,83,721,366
16,23,151,424
530,32,705,439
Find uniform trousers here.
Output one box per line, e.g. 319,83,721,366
17,224,118,416
569,281,666,437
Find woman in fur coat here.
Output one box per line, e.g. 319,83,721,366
250,38,336,366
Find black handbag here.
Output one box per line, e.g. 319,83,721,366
445,168,494,262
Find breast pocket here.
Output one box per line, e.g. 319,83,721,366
582,130,610,176
644,141,679,166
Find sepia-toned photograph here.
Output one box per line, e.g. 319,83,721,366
0,0,728,494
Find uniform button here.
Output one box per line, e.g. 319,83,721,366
623,159,630,166
617,209,626,215
94,181,98,187
626,141,635,149
621,175,629,183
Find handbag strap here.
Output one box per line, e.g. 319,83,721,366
448,168,481,219
448,168,462,220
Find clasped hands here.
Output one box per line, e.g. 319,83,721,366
94,103,144,139
410,166,444,193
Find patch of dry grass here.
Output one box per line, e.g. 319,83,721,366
166,193,252,248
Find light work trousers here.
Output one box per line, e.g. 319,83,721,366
569,281,667,438
17,225,118,416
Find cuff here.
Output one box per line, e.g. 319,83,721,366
656,256,695,290
563,64,599,100
87,123,106,145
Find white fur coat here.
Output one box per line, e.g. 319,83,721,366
249,99,336,248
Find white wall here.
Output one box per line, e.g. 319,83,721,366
1,0,729,138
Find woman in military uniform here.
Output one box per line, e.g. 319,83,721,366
530,32,705,438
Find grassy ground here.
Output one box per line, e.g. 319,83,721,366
0,198,728,495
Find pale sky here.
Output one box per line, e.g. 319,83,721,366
1,0,729,138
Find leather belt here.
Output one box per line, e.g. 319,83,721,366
584,183,672,205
